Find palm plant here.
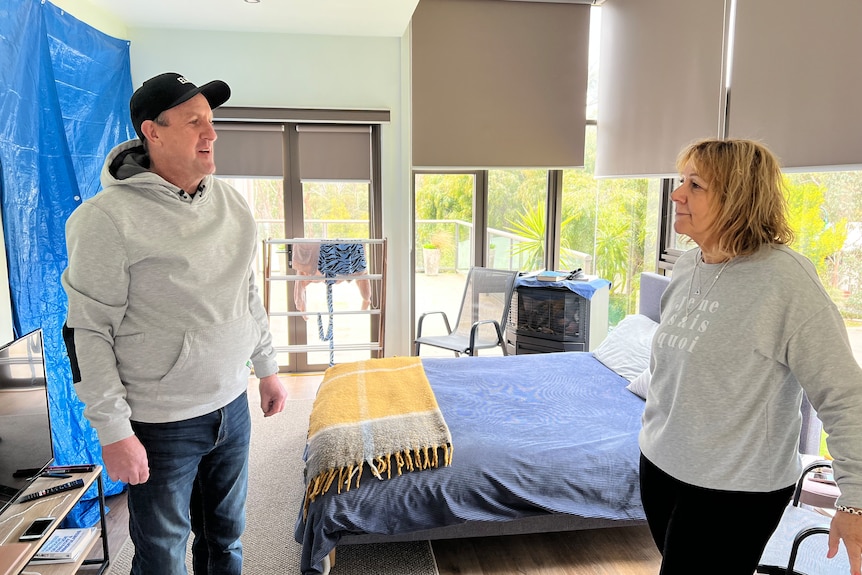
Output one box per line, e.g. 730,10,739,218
506,204,575,271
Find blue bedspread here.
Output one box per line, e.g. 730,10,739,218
294,352,647,574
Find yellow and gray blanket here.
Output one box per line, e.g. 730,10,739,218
303,356,453,517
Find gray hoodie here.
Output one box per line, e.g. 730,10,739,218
62,139,278,445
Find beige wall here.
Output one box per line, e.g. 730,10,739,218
48,0,128,39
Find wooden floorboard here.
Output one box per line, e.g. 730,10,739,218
79,490,129,571
432,527,662,575
103,491,130,555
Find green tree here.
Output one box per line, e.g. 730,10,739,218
488,169,548,238
415,174,472,224
302,182,370,237
560,169,598,261
415,174,473,270
784,178,847,284
505,203,574,271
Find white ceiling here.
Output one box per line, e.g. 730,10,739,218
85,0,421,37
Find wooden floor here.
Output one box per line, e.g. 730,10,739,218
433,528,661,575
88,373,664,574
89,490,130,567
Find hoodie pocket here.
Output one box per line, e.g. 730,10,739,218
158,315,257,401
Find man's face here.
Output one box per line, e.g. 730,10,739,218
146,93,217,188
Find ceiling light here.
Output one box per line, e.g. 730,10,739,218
244,0,260,3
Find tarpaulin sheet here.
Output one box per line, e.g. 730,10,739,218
0,0,133,526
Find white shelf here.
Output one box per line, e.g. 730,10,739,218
0,467,109,575
262,238,387,361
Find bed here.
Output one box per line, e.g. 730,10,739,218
293,272,821,575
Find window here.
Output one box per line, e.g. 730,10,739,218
487,169,548,272
410,7,656,334
214,110,386,372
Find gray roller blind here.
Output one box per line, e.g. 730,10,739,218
296,125,371,182
595,0,728,178
411,0,590,169
214,123,284,178
729,0,862,170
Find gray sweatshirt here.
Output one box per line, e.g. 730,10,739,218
640,244,862,508
62,140,278,446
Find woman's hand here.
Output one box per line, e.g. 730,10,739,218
829,509,862,575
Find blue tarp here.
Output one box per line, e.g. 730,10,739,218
0,0,133,525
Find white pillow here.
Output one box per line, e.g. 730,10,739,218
626,368,651,399
592,314,658,382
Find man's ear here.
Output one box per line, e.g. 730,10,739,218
140,119,159,146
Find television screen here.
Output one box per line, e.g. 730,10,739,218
0,329,54,515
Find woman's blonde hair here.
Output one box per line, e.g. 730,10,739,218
676,138,794,258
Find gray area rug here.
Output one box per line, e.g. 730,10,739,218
105,390,438,575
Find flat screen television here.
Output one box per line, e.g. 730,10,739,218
0,329,55,515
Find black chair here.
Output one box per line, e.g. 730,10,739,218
757,459,849,575
414,267,518,357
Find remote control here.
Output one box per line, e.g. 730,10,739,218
18,479,85,503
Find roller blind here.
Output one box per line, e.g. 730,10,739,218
595,0,728,178
729,0,862,170
411,0,590,169
296,125,371,182
214,123,284,178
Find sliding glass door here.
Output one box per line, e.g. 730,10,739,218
216,114,383,373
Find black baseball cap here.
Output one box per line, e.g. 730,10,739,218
130,72,231,140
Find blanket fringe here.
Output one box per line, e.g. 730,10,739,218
303,442,453,520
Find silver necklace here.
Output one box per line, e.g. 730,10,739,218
683,250,731,321
692,262,704,295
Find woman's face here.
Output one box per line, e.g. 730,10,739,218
671,160,720,250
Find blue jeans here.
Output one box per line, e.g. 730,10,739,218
128,392,251,575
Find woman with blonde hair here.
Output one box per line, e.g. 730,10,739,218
638,138,862,574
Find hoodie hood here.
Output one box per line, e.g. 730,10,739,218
100,139,213,203
108,140,151,181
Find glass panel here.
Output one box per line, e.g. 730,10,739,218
301,182,372,367
561,126,660,326
222,177,289,366
414,173,475,357
487,169,548,271
784,171,862,351
787,171,862,458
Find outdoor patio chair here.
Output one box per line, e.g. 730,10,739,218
757,459,849,575
414,267,518,357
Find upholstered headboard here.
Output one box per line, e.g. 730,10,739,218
636,271,822,455
639,272,670,324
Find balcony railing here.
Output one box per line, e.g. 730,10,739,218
253,218,593,274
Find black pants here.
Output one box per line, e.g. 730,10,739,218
640,453,795,575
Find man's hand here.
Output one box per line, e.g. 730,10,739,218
101,436,149,485
259,373,287,417
828,508,862,575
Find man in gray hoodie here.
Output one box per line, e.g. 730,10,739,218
62,72,286,575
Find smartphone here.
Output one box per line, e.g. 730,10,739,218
19,517,56,541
